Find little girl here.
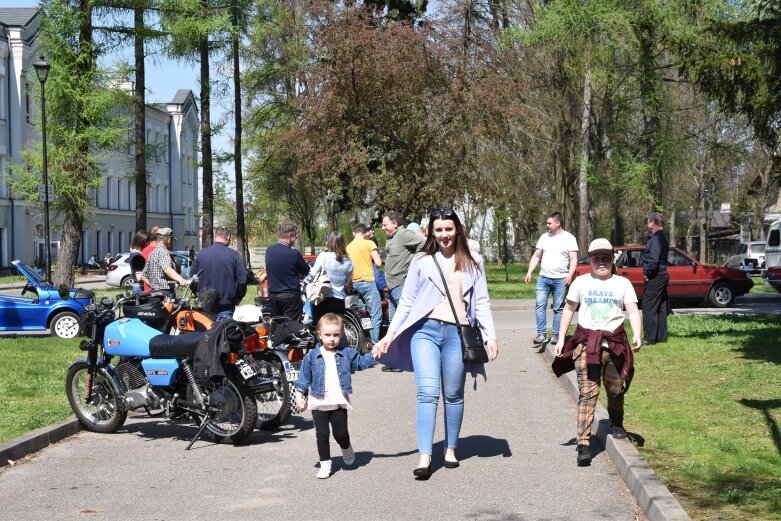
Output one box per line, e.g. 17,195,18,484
294,313,375,478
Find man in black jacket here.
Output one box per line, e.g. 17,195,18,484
641,212,669,345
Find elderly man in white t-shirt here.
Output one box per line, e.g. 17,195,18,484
524,212,579,345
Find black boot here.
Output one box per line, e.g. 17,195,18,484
576,444,592,466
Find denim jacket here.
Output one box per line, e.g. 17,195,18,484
295,345,375,398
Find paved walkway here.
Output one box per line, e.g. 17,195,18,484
0,306,691,520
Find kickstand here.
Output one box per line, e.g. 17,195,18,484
186,412,212,450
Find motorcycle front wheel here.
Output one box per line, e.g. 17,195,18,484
251,352,291,430
66,361,128,433
188,373,257,444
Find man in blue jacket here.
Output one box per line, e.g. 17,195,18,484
641,212,669,345
191,226,248,320
266,222,311,321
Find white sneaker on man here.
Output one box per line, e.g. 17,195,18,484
317,460,332,479
342,445,355,466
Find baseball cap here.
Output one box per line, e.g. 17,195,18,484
407,222,422,232
156,227,174,238
588,238,613,254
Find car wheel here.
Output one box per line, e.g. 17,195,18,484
51,311,81,339
120,276,134,288
708,282,734,308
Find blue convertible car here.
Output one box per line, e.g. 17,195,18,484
0,260,95,339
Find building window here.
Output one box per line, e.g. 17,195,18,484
0,69,6,120
25,81,31,123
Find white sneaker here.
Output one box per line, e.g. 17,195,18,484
317,460,332,479
341,445,355,466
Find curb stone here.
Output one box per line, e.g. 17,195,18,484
0,418,82,468
541,341,692,521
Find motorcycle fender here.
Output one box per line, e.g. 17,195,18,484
141,358,180,387
263,350,299,384
71,356,128,395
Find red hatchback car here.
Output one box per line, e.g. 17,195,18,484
574,245,754,307
766,266,781,293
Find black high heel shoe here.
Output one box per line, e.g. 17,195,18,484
413,464,432,480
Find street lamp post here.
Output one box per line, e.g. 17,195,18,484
33,56,51,282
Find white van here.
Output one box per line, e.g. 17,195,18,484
765,220,781,268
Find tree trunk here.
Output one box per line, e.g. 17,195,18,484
577,66,591,255
638,24,662,206
699,179,707,263
133,4,147,233
199,12,214,248
55,0,92,287
231,2,246,265
58,212,83,288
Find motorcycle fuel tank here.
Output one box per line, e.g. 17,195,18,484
104,318,161,357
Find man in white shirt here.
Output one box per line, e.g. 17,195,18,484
524,212,579,345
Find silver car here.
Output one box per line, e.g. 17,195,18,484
106,251,192,288
725,241,766,274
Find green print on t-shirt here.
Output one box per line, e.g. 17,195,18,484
586,302,613,323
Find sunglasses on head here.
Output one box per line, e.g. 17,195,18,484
430,207,454,218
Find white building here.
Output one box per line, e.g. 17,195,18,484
0,8,200,268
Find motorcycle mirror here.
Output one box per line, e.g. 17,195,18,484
58,284,70,300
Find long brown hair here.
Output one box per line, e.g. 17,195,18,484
423,208,481,273
327,231,348,262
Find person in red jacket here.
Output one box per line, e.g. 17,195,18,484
553,238,642,467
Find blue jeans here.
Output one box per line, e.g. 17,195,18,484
535,276,566,336
410,319,465,455
353,281,381,343
388,282,404,321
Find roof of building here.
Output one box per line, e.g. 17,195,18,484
0,8,39,27
172,89,192,105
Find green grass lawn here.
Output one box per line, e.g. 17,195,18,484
484,262,536,299
621,314,781,520
0,336,78,443
1,269,780,519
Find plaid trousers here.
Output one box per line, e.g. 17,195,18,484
573,343,625,446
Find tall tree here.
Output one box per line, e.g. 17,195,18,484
160,0,230,247
228,0,254,263
94,1,167,233
674,0,781,215
11,0,126,286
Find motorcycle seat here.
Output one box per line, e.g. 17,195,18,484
149,332,206,358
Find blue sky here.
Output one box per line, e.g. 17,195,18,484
12,1,199,105
11,1,233,182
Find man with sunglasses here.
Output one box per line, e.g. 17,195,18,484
524,212,579,345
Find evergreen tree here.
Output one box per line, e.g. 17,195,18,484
11,0,127,286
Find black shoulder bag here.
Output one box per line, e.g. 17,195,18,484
432,256,489,363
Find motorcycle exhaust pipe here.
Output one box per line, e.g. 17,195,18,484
248,377,281,394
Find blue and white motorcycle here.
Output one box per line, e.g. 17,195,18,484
65,295,278,448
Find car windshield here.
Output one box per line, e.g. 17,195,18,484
752,243,765,254
20,263,47,285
